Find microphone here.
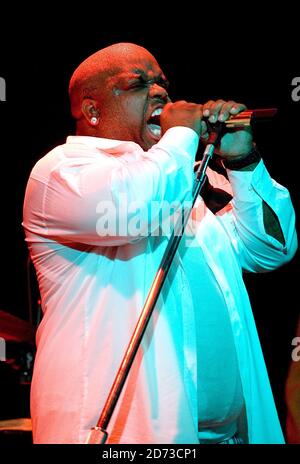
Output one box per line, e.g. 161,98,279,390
224,108,277,128
203,108,278,147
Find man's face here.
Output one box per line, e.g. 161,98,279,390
95,52,170,150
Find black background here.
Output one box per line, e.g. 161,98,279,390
0,9,299,437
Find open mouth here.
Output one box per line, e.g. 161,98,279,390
147,108,162,140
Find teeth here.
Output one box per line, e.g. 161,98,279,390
151,108,163,117
147,124,162,138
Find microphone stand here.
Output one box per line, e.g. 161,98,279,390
86,124,223,445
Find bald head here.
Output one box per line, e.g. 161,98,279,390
67,42,169,149
69,43,158,119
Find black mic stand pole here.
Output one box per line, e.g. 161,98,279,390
86,124,223,444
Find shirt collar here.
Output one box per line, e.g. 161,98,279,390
66,135,141,154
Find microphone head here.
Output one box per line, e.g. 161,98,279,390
224,108,278,128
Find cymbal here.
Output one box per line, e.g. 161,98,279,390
0,310,35,343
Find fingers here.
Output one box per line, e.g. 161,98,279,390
203,100,247,123
200,120,209,141
161,101,204,135
162,99,247,138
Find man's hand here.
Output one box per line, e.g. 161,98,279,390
201,100,254,158
160,101,205,136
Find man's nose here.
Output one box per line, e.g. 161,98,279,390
149,83,169,101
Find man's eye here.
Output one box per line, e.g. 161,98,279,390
126,80,146,91
127,77,169,90
131,81,146,88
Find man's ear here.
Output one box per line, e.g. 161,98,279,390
81,99,100,126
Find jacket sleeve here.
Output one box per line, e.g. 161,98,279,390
217,159,298,272
23,127,199,247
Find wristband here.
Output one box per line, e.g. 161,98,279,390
222,146,261,170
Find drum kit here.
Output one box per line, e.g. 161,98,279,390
0,309,35,443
